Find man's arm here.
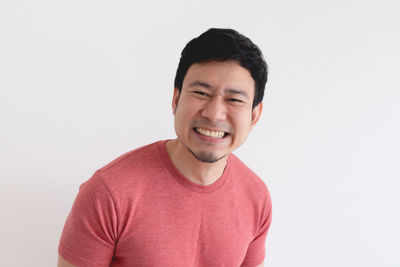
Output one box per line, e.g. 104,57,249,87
57,254,76,267
58,173,118,265
241,261,264,267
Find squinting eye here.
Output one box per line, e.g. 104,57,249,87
228,98,243,103
194,91,208,96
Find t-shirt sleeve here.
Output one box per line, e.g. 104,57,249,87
58,171,119,267
241,187,272,267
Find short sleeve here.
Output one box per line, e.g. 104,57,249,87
241,187,272,267
58,172,119,267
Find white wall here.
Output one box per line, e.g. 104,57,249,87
1,0,399,266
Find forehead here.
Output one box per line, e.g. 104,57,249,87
182,60,255,97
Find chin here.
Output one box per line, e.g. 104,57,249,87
189,149,227,164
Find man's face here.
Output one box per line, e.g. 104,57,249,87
172,60,262,163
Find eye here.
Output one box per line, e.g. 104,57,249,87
227,98,243,103
193,91,209,97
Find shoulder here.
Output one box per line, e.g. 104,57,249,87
98,140,162,174
82,140,166,198
228,153,272,206
229,154,269,191
228,154,272,234
97,140,166,180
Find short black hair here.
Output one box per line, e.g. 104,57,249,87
174,28,268,108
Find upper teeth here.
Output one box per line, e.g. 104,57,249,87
195,127,225,138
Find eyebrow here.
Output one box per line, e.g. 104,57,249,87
225,89,250,100
188,80,250,99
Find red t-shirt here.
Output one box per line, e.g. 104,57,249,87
59,140,272,266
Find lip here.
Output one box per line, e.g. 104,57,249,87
192,127,231,144
193,126,231,135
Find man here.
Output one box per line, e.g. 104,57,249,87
58,28,272,267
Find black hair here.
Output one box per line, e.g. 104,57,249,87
174,28,268,108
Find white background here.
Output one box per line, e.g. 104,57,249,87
1,0,399,266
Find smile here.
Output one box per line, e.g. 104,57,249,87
194,127,228,139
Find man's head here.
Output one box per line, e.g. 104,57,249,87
174,28,268,108
171,28,268,164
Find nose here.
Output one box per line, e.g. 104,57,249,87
200,96,227,122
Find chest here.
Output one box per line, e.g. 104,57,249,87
113,190,257,266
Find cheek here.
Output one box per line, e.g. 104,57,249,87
175,100,198,126
232,111,253,133
178,99,200,117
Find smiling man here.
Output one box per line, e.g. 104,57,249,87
58,28,272,267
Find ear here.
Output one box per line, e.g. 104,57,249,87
172,88,180,115
251,102,263,128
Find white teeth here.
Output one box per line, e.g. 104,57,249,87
195,127,225,138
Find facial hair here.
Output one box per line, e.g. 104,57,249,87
178,139,227,163
187,147,227,163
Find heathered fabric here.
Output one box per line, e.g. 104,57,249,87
59,140,272,267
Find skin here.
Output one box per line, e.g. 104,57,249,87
166,60,262,186
58,60,264,267
57,255,76,267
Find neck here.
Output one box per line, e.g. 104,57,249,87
166,139,228,186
